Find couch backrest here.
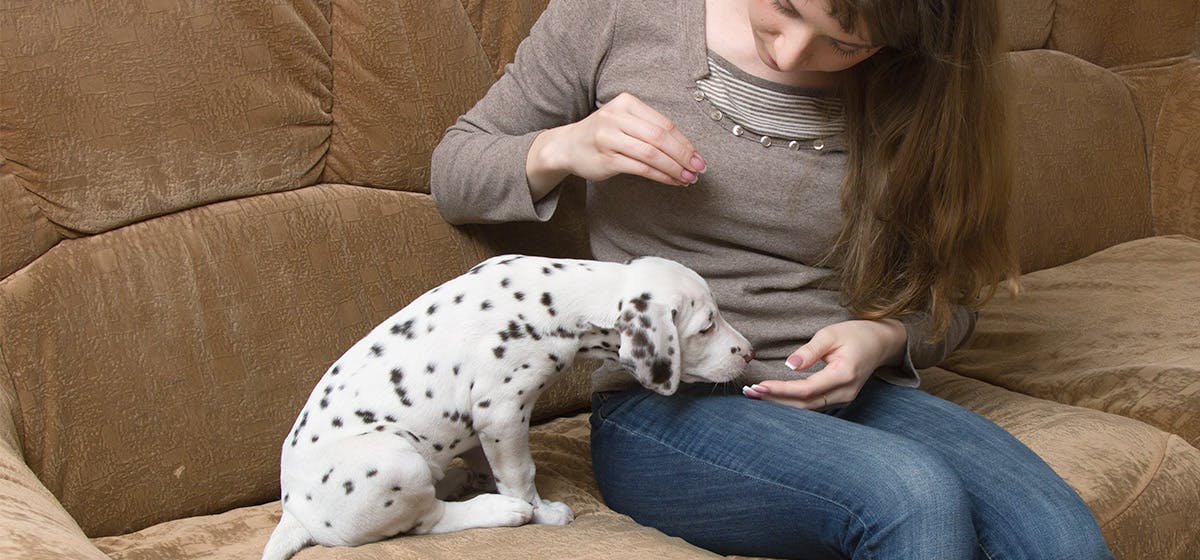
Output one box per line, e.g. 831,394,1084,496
0,0,1195,538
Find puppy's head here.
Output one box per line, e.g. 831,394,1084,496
613,257,753,395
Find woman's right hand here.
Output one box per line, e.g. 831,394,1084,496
526,92,706,200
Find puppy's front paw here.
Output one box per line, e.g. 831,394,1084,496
532,499,575,525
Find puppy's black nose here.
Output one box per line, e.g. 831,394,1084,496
732,346,755,363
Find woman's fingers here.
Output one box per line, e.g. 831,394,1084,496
749,368,850,402
620,96,704,174
606,152,687,187
742,366,861,410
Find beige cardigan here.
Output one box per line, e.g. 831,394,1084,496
430,0,975,391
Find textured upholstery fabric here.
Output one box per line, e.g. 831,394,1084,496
1004,49,1154,273
92,416,724,560
1047,0,1199,68
0,0,332,236
999,0,1054,52
1149,59,1200,238
458,0,553,79
321,0,494,190
0,172,61,278
944,236,1200,448
0,447,108,560
0,186,488,537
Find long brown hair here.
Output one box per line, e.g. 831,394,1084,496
826,0,1020,341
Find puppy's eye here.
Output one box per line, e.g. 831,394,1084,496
699,323,715,334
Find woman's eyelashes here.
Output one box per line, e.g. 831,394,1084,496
768,0,864,58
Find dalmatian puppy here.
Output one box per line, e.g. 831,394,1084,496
262,255,754,560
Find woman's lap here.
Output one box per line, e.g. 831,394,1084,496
588,378,1113,560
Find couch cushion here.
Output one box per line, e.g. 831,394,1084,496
0,0,332,236
92,415,720,560
1004,49,1153,273
321,0,495,191
943,235,1200,448
0,185,490,538
96,380,1200,560
1047,0,1199,68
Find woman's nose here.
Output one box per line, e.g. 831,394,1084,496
773,27,815,70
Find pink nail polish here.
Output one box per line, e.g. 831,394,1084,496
690,154,706,173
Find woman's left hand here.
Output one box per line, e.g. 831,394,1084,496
742,319,907,410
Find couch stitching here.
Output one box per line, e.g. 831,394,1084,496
1099,432,1169,528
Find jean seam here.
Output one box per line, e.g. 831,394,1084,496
600,418,875,560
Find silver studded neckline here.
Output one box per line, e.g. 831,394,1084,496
689,85,842,153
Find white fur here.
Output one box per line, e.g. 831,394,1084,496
263,255,753,560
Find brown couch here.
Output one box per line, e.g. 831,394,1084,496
1,0,1198,558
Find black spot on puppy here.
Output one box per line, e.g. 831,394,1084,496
355,410,377,424
426,304,438,315
493,346,506,359
651,358,673,383
332,417,343,428
454,294,464,304
500,278,510,288
370,344,384,357
343,481,355,494
391,320,416,339
514,291,525,301
481,300,492,311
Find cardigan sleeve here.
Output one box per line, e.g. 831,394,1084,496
874,305,977,387
430,0,618,225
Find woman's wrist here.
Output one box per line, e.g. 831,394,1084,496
874,318,908,369
526,126,573,202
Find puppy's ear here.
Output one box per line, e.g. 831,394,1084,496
614,292,680,395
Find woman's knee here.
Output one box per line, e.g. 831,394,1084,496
978,492,1113,560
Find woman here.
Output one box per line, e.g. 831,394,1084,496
431,0,1114,557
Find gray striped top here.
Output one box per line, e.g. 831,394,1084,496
696,51,845,141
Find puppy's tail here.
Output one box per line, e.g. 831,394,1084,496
262,509,313,560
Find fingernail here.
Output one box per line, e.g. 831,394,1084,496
681,169,697,183
750,384,769,394
785,359,800,371
690,154,706,173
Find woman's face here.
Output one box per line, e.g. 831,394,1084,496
747,0,881,73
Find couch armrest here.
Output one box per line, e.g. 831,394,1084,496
0,450,108,559
1151,57,1200,238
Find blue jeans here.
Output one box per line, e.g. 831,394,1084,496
589,379,1114,560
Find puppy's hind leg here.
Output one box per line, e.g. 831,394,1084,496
416,446,533,534
298,431,531,542
412,492,534,535
435,446,498,500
